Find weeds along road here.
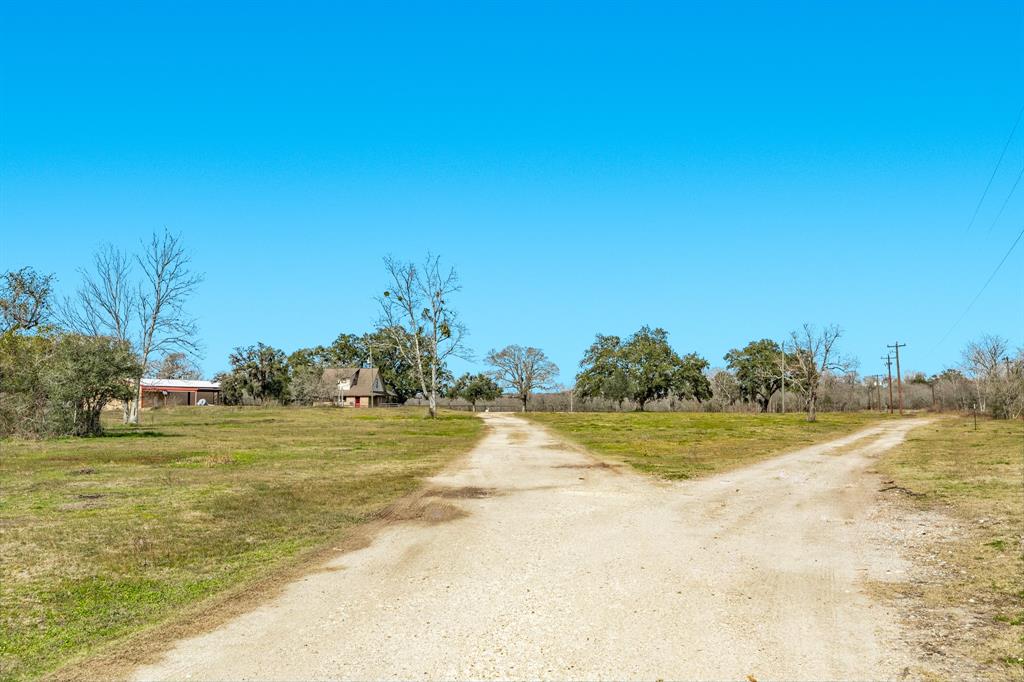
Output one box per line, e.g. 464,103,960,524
132,413,930,681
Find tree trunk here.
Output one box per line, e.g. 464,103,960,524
427,360,438,418
806,392,817,422
127,378,142,425
759,396,770,413
521,394,527,412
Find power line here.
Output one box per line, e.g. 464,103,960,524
988,164,1024,232
966,103,1024,232
936,224,1024,348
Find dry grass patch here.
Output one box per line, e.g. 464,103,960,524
525,411,891,479
0,406,483,681
875,416,1023,678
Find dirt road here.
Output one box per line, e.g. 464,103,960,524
132,414,930,681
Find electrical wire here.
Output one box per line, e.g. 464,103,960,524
987,164,1024,232
966,103,1024,232
936,225,1024,348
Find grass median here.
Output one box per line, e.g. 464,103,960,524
524,410,890,479
0,406,483,681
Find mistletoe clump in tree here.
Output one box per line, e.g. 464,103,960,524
376,255,469,418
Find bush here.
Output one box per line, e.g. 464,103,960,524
0,331,140,437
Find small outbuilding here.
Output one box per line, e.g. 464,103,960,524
140,378,222,407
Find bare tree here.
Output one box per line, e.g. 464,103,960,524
61,231,202,424
155,351,202,380
376,255,469,418
1,267,54,333
486,345,559,412
60,244,134,340
788,323,853,422
961,334,1022,418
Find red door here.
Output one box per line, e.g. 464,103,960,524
355,396,361,407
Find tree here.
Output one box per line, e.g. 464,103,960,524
46,334,142,436
0,273,140,437
155,351,202,380
288,363,324,406
576,334,631,408
0,330,54,435
450,372,502,411
1,267,54,333
617,327,679,410
961,334,1023,418
576,327,710,410
60,231,202,424
486,345,559,412
787,324,853,422
214,370,246,406
225,343,290,404
599,367,633,409
376,255,469,418
724,339,786,412
709,369,741,410
675,352,713,403
365,327,451,403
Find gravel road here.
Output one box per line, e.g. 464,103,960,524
132,413,929,681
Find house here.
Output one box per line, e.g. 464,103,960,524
140,378,221,407
319,367,395,407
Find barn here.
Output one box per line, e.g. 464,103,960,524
140,378,222,407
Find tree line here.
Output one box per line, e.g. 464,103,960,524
3,245,1020,437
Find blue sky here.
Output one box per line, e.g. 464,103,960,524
2,1,1022,383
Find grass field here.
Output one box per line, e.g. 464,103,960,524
875,416,1024,676
524,410,891,479
0,406,483,681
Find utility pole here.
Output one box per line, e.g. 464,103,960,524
888,342,906,415
881,354,894,414
876,375,883,412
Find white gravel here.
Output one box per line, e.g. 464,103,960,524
131,413,930,681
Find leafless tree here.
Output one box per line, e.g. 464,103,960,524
486,345,559,412
708,368,741,411
59,244,134,340
961,334,1022,418
376,255,469,418
0,267,54,333
788,323,853,422
155,351,202,380
61,231,202,424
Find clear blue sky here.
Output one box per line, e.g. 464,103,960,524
2,1,1022,383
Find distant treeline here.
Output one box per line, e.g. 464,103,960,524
3,246,1021,438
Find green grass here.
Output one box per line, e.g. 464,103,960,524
875,416,1024,677
525,410,891,479
0,406,483,681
